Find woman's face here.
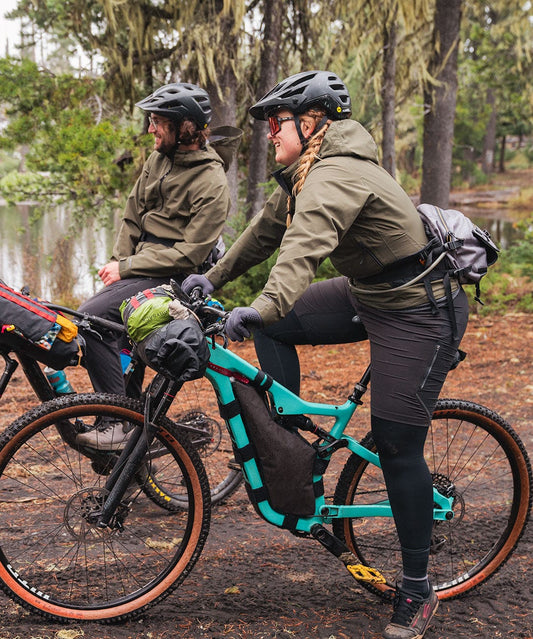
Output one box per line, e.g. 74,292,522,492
267,109,314,166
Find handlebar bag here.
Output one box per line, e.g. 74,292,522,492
120,286,173,343
232,380,324,518
135,318,210,383
121,286,209,383
0,281,82,368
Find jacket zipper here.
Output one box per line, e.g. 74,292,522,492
157,155,175,212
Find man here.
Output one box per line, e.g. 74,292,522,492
76,82,241,450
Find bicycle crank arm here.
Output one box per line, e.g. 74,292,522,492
310,523,387,585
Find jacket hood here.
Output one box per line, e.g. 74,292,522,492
209,126,243,172
167,125,242,172
318,119,379,164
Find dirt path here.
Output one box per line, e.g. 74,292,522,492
0,312,531,639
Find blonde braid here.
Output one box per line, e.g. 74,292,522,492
286,114,331,226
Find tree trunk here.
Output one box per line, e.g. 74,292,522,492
209,70,239,217
498,134,506,173
381,20,397,178
206,10,239,217
245,0,283,220
420,0,462,208
481,88,497,175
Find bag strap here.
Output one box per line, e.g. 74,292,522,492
350,250,449,296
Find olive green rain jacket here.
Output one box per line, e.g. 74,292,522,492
207,119,453,325
113,126,242,279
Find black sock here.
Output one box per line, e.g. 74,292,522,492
401,574,431,598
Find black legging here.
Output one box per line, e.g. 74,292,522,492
371,415,433,578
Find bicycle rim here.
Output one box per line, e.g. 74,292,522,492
165,378,242,506
332,399,532,600
0,393,211,622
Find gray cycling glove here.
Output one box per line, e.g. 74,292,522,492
182,274,215,297
225,307,263,342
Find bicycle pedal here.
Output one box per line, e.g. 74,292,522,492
345,563,387,584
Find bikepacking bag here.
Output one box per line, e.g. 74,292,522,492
352,204,499,320
120,286,210,383
0,280,82,368
231,380,325,519
416,204,500,301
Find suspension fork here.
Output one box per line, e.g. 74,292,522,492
97,375,182,528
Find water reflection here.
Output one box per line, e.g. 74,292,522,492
463,204,525,250
0,203,116,305
0,201,526,304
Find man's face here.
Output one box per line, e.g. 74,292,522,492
148,114,177,154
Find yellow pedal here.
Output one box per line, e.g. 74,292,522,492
346,563,387,584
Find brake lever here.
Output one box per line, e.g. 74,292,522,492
169,278,191,304
77,318,106,342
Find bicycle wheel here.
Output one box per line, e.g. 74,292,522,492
332,399,532,601
164,377,242,506
0,393,211,622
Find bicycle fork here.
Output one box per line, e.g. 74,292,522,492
94,375,182,530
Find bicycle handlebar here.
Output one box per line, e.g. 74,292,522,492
45,304,126,334
169,279,229,337
44,282,228,344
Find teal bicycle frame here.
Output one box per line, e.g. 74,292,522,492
203,337,454,534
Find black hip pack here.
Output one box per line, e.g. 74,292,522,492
231,380,324,519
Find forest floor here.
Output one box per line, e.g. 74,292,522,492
0,312,532,639
0,169,532,638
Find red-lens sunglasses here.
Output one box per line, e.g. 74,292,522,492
268,115,295,136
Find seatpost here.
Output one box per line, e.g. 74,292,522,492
348,364,371,405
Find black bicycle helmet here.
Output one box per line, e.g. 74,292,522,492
249,70,351,121
135,82,212,129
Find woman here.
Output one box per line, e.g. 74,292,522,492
183,70,468,639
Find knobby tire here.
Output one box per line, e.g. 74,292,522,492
332,399,532,601
0,393,211,622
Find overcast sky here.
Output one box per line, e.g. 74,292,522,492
1,0,20,55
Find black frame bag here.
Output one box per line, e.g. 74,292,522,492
232,380,323,518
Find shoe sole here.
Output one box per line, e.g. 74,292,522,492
75,438,130,451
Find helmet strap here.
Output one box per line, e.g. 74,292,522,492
295,115,329,155
294,116,308,152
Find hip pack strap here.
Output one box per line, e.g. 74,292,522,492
351,250,448,295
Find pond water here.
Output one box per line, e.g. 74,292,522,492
0,203,117,304
0,200,526,305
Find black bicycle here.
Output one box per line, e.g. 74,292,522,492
0,302,242,507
